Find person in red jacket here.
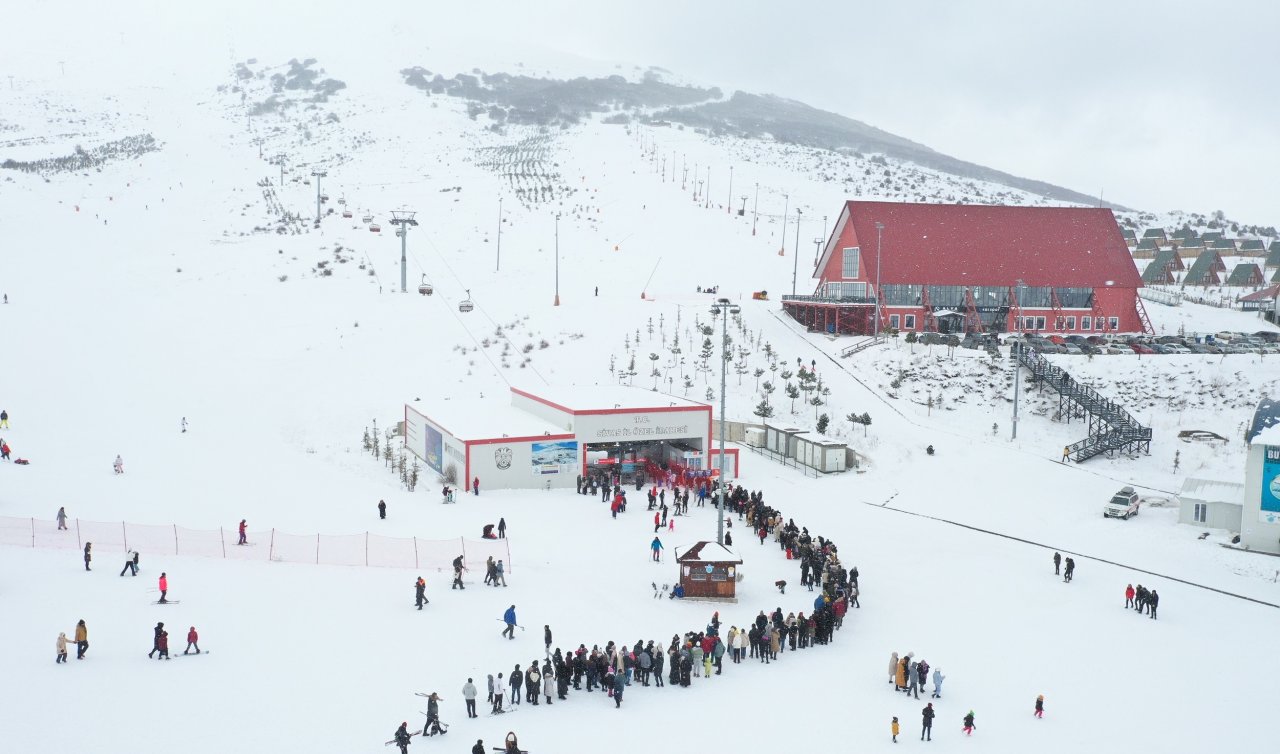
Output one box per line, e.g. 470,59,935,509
156,630,170,660
472,477,480,495
238,519,248,545
1125,583,1135,608
185,626,200,654
158,572,169,603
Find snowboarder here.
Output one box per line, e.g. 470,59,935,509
57,506,69,530
378,499,387,519
472,477,480,496
393,722,412,754
113,455,124,474
1053,551,1061,575
650,536,664,562
1035,694,1045,718
74,620,88,659
931,667,945,698
921,702,934,741
502,606,517,640
149,622,165,658
181,417,187,433
452,556,466,590
1149,589,1159,619
462,678,478,718
962,710,976,735
158,572,169,603
120,550,139,576
238,519,247,545
1063,557,1075,583
1125,583,1135,608
185,626,200,654
415,577,428,610
83,542,92,571
891,716,899,743
56,632,69,663
497,517,506,538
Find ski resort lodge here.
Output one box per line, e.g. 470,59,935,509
404,386,733,491
784,201,1150,336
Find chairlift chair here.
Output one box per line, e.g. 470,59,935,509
369,223,381,233
342,210,353,219
418,274,434,296
320,194,329,202
362,214,373,224
459,289,475,313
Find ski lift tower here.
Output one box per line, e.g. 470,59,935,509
390,210,418,293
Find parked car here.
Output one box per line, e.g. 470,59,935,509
1214,331,1237,342
1105,486,1141,519
1163,344,1190,354
1047,335,1066,346
1252,331,1280,343
1103,345,1132,355
1062,343,1083,355
1130,343,1155,355
1186,343,1211,354
1148,344,1172,354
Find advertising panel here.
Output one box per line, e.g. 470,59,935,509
424,425,444,475
532,440,578,475
1261,445,1280,524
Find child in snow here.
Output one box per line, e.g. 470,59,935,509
113,455,124,474
56,632,69,663
962,710,976,735
185,627,200,654
891,716,899,743
1035,694,1045,718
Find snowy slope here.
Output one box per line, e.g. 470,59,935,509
1,42,1277,754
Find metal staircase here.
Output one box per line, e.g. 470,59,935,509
1135,296,1155,335
1049,289,1066,332
963,288,980,334
1016,347,1151,463
922,287,937,332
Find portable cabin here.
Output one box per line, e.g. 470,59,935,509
676,541,742,602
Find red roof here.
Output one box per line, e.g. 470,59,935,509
1240,284,1280,302
829,201,1142,288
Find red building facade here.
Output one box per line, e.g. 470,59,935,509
784,201,1151,335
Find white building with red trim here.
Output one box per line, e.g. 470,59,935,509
405,386,731,491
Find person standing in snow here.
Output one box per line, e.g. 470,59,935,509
543,625,552,655
452,556,466,590
56,632,69,663
1149,589,1159,619
889,652,899,685
1053,551,1061,575
422,693,442,735
74,620,88,659
962,710,976,735
415,577,428,610
650,536,663,561
83,542,93,571
906,656,920,699
495,560,507,587
185,626,200,654
378,499,387,520
931,667,945,698
238,519,248,545
1063,557,1075,583
181,417,187,433
611,665,626,707
509,664,523,705
57,506,69,530
113,455,124,474
393,722,412,754
921,703,934,741
120,550,139,577
524,663,540,705
472,477,480,496
497,517,506,538
462,678,478,718
156,629,170,660
1125,583,1135,608
541,661,554,704
503,731,520,754
492,673,505,713
0,409,8,428
891,716,899,743
472,741,485,754
158,572,169,603
1034,694,1045,718
149,622,165,658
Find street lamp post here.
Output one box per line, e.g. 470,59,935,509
792,208,802,295
780,194,789,255
389,210,418,293
554,213,561,306
874,221,885,337
1012,279,1025,440
751,183,759,236
709,297,741,547
496,197,502,272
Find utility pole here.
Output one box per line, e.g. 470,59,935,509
792,208,802,295
310,170,327,224
495,197,503,272
752,183,759,236
710,297,740,547
780,194,789,255
726,166,733,213
554,213,561,306
874,221,885,337
1013,279,1025,440
390,210,418,293
813,236,824,266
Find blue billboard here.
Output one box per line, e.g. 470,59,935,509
1261,445,1280,524
424,425,444,475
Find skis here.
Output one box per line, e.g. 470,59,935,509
488,707,516,717
151,600,182,605
384,732,421,746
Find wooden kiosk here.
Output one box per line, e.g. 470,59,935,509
675,541,742,602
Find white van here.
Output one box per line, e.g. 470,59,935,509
1104,486,1141,519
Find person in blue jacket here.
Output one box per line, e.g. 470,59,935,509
502,605,517,640
650,537,664,562
611,666,626,707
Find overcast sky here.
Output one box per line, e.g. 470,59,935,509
8,0,1277,224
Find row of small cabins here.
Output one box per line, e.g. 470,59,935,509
1140,248,1279,287
1125,227,1280,263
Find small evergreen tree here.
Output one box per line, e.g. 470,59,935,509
753,367,765,390
785,382,800,413
753,399,775,419
816,413,830,435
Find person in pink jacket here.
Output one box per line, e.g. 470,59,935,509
158,572,169,603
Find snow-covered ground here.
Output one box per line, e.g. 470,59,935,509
1,40,1277,754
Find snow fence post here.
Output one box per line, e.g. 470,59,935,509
220,527,226,559
173,524,178,556
76,519,81,551
315,533,320,565
30,517,35,548
506,538,512,574
365,532,369,567
460,536,465,564
413,537,418,569
269,528,275,561
122,521,128,552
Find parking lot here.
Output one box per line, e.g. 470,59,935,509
1001,329,1280,356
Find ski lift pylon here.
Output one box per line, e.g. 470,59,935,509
458,289,474,313
418,274,434,296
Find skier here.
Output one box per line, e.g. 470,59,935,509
1149,589,1159,619
891,716,899,743
74,620,88,659
962,710,976,735
238,519,247,545
931,667,945,698
1063,557,1075,583
1053,551,1061,575
57,506,69,530
921,702,934,741
83,542,92,571
56,632,69,664
472,477,480,496
422,693,442,736
158,572,169,603
120,550,139,576
492,673,505,713
415,577,428,610
393,722,412,754
185,626,200,654
544,625,552,655
113,455,124,474
378,499,387,520
1034,694,1045,718
1125,583,1135,608
650,536,664,562
149,622,165,658
497,517,506,538
452,556,466,590
462,677,478,718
